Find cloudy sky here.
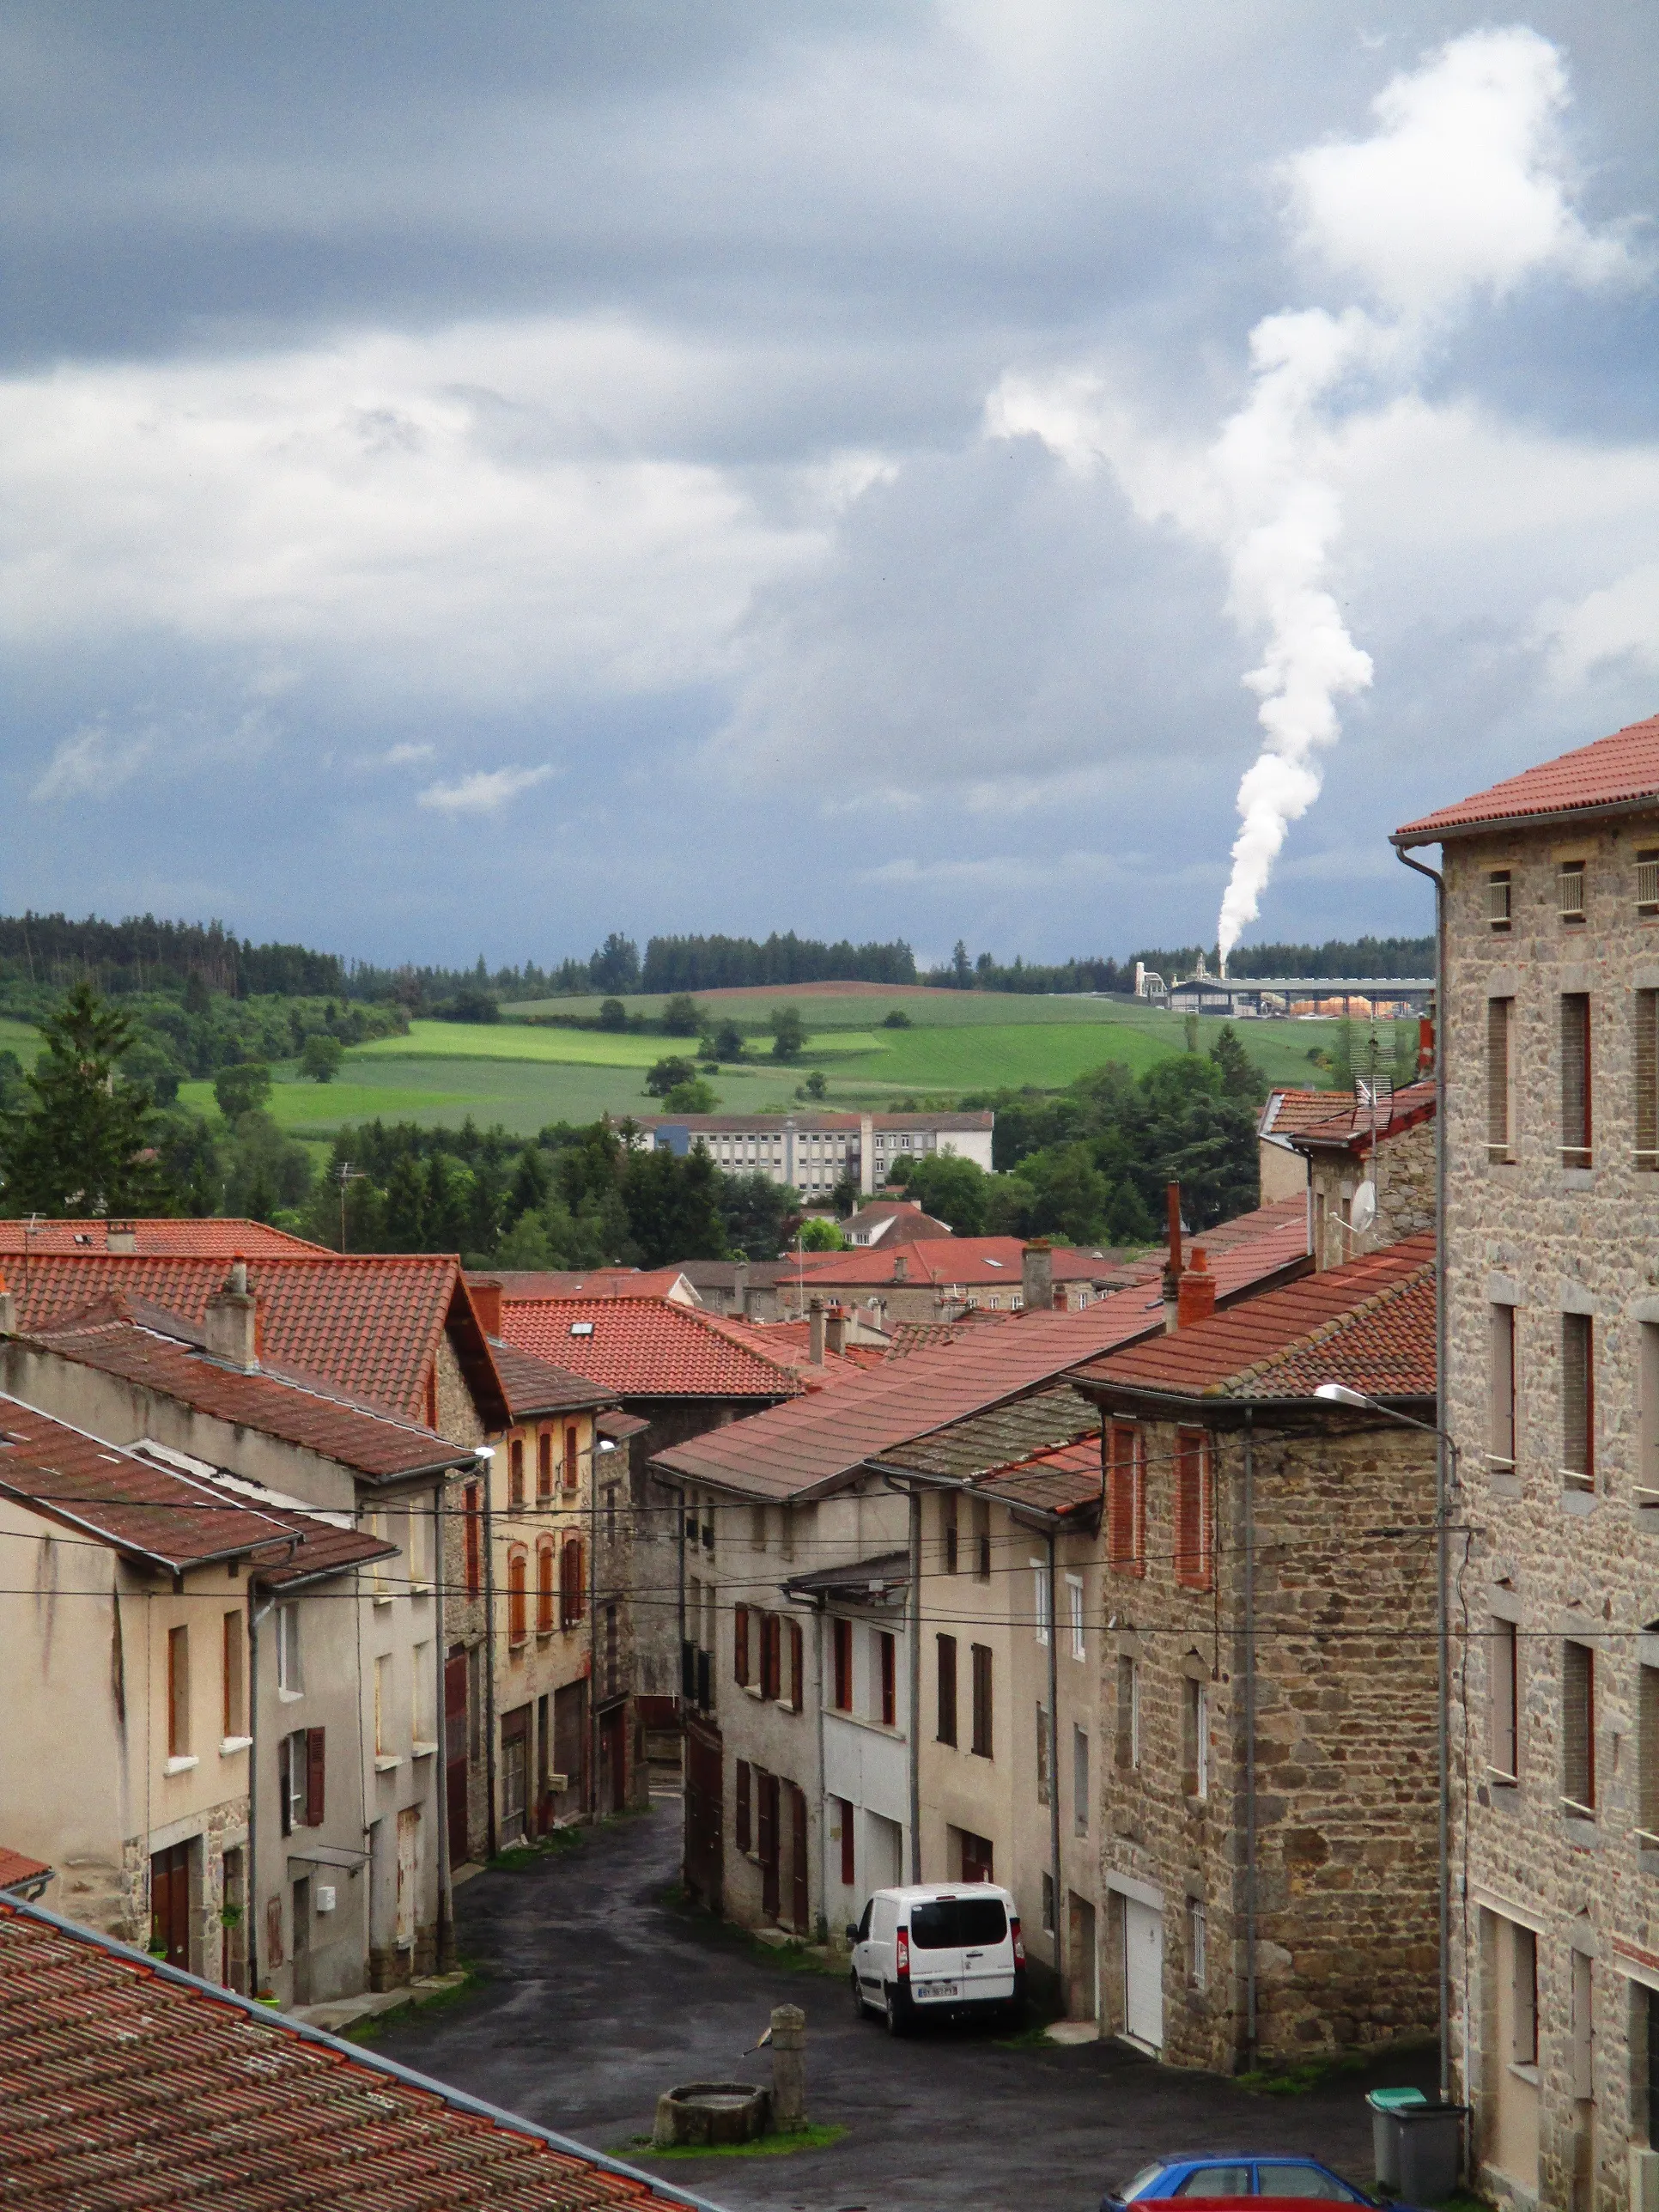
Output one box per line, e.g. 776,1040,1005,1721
3,3,1656,971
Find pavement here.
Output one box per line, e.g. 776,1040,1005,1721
371,1796,1437,2212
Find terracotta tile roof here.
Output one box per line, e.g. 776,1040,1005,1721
20,1305,477,1485
485,1336,619,1422
480,1267,700,1304
499,1297,804,1402
981,1435,1106,1519
886,1314,1012,1357
1,1255,508,1430
695,1313,867,1389
0,1397,397,1577
1111,1196,1312,1295
0,1218,328,1255
1073,1233,1436,1404
1259,1088,1353,1142
782,1236,1123,1291
842,1200,955,1243
0,1848,52,1894
1289,1079,1437,1156
1395,713,1659,842
878,1384,1100,1486
0,1891,717,2212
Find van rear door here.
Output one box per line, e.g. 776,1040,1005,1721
908,1893,1012,2003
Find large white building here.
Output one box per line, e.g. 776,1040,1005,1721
632,1110,994,1200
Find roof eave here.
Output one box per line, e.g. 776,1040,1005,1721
1067,1378,1436,1422
1393,792,1659,851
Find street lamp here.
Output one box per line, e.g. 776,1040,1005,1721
1313,1381,1458,2107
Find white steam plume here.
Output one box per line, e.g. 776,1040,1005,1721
988,27,1638,966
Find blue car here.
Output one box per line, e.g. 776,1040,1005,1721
1099,2155,1408,2212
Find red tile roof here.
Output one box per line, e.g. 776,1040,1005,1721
1288,1079,1437,1156
1073,1233,1436,1403
1,1255,507,1430
1395,713,1659,843
0,1848,52,1894
0,1397,397,1578
981,1435,1105,1518
780,1235,1123,1291
0,1217,327,1255
0,1891,715,2212
18,1304,477,1485
486,1337,620,1422
498,1296,805,1401
695,1313,868,1388
477,1267,699,1304
1259,1088,1353,1142
879,1383,1103,1519
886,1314,1012,1357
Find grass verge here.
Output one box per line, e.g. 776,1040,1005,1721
488,1827,586,1871
614,2125,848,2162
343,1964,482,2043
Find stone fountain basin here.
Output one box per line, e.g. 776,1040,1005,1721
653,2081,771,2148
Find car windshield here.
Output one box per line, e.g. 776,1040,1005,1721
908,1898,1007,1949
1255,2167,1365,2201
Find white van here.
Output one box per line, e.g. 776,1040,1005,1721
848,1881,1025,2033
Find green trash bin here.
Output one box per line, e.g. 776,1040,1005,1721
1367,2087,1428,2192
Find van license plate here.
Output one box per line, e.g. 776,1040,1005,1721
916,1979,959,2001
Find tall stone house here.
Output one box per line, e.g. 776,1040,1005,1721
1069,1236,1441,2069
1395,712,1659,2212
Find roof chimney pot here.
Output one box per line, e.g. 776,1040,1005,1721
824,1303,846,1356
1022,1239,1053,1316
470,1278,503,1338
1177,1246,1216,1330
204,1261,258,1371
1162,1182,1184,1334
808,1296,825,1365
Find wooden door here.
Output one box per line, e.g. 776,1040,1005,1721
554,1680,587,1817
758,1771,781,1921
501,1707,530,1843
600,1704,626,1814
684,1717,723,1909
445,1650,470,1865
149,1842,191,1969
1067,1893,1097,2020
790,1784,810,1934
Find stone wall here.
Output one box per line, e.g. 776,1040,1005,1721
1308,1114,1435,1269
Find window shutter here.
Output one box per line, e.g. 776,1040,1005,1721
1563,1314,1594,1486
306,1728,325,1826
1175,1429,1212,1590
538,1431,552,1498
1490,1619,1518,1779
937,1633,957,1745
1638,993,1659,1169
733,1605,750,1686
1563,1640,1595,1812
1560,994,1591,1166
787,1620,804,1711
1486,999,1512,1161
735,1759,751,1854
537,1543,554,1634
563,1425,578,1489
879,1632,896,1726
279,1735,294,1838
1640,1665,1659,1839
833,1617,852,1710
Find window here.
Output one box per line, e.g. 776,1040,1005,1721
1117,1655,1140,1771
1561,993,1592,1167
1032,1561,1051,1647
838,1796,854,1888
408,1502,432,1592
1640,849,1659,915
1175,1429,1214,1591
1563,1638,1596,1814
464,1482,482,1598
1184,1679,1210,1800
877,1630,896,1727
1488,869,1512,930
537,1431,552,1499
1490,1617,1519,1782
1073,1725,1090,1837
222,1612,243,1740
374,1656,391,1759
278,1729,320,1835
507,1550,527,1647
275,1603,301,1694
368,1511,390,1599
970,1643,994,1758
1562,1313,1595,1488
167,1626,190,1758
972,1498,992,1581
787,1619,805,1714
942,1493,958,1575
1559,858,1587,921
509,1437,525,1509
759,1612,781,1702
1512,1923,1539,2064
1108,1425,1146,1576
936,1633,957,1745
833,1616,853,1711
1036,1705,1051,1804
1639,1664,1659,1844
563,1425,579,1491
1487,998,1514,1163
559,1537,585,1628
536,1540,554,1633
1641,993,1659,1170
1067,1574,1085,1661
733,1603,750,1686
412,1641,433,1745
1489,1304,1516,1470
1188,1899,1206,1989
735,1759,751,1853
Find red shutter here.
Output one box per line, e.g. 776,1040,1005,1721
879,1632,896,1726
306,1728,325,1826
839,1796,855,1887
791,1784,810,1931
508,1553,526,1644
563,1425,578,1489
735,1759,751,1853
833,1617,852,1711
509,1438,525,1507
537,1543,554,1633
734,1606,750,1686
1175,1428,1213,1591
787,1620,804,1711
538,1431,552,1498
761,1613,781,1701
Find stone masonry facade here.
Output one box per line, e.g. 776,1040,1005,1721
1442,813,1659,2212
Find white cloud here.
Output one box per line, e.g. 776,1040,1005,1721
1534,562,1659,687
416,763,554,815
377,740,437,768
31,720,157,802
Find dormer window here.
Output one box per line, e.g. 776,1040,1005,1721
1558,860,1586,922
1488,872,1512,930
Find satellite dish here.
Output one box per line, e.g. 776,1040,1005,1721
1350,1182,1377,1236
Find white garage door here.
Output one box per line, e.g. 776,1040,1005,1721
1122,1897,1164,2051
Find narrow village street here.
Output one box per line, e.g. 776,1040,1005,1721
374,1799,1437,2212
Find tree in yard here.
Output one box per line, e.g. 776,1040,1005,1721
597,997,628,1032
300,1034,345,1084
659,994,704,1037
891,1151,988,1236
214,1061,273,1120
645,1056,698,1098
769,1006,806,1060
0,982,177,1216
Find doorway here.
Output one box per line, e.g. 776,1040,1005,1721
501,1705,530,1843
149,1840,193,1970
553,1680,588,1820
1121,1896,1164,2051
1067,1893,1097,2021
757,1771,781,1920
221,1846,246,1990
396,1807,421,1955
599,1703,627,1814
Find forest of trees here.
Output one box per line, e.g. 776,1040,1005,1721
639,933,917,992
922,934,1434,992
0,913,346,1006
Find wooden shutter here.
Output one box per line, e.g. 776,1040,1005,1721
1561,994,1591,1166
1489,1305,1516,1468
878,1632,896,1726
507,1553,526,1644
538,1431,552,1498
758,1772,779,1918
971,1643,993,1757
733,1605,750,1686
735,1759,751,1853
787,1620,804,1711
1486,999,1512,1160
509,1438,524,1508
839,1797,855,1887
1563,1314,1594,1486
1175,1428,1212,1590
833,1616,852,1710
1639,993,1659,1169
791,1785,810,1931
936,1634,957,1745
943,1495,958,1574
1490,1619,1518,1779
1563,1640,1595,1812
306,1727,325,1826
167,1626,189,1758
563,1425,578,1489
537,1542,554,1633
560,1538,584,1628
760,1613,781,1701
278,1734,294,1837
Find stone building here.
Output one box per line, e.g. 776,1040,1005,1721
1069,1236,1441,2070
1395,713,1659,2212
1291,1081,1438,1271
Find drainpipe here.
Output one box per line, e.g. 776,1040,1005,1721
589,1430,600,1818
479,1447,498,1863
1243,1410,1257,2070
1046,1531,1061,1998
432,1479,453,1970
813,1604,828,1918
247,1594,276,1997
1397,838,1452,2107
908,1488,922,1882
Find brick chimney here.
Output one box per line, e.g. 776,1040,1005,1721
1022,1240,1053,1316
470,1278,503,1338
204,1258,258,1370
808,1296,825,1364
106,1224,137,1255
1176,1246,1216,1329
1162,1182,1184,1335
824,1304,846,1356
0,1270,14,1336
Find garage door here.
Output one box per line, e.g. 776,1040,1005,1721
1122,1897,1164,2051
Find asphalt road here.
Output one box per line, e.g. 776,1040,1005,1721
372,1797,1437,2212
